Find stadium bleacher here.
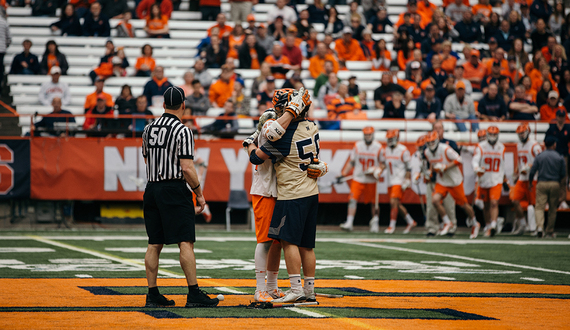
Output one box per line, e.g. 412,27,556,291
4,0,546,142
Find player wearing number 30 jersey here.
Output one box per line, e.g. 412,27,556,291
339,126,382,233
472,126,505,237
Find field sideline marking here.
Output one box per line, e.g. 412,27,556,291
285,307,326,318
342,241,570,275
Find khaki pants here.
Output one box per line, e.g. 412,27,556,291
535,181,560,234
230,1,252,23
425,183,457,234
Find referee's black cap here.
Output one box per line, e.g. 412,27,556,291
164,86,186,107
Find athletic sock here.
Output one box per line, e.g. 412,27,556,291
518,217,526,227
304,277,315,294
491,220,497,229
471,217,478,226
289,274,302,293
188,284,199,294
266,271,279,291
405,214,414,225
442,215,451,224
255,270,266,292
149,287,159,295
370,215,379,223
389,219,396,228
345,215,354,226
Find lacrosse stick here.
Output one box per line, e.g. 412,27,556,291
246,301,319,309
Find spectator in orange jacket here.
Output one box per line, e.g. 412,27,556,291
207,13,233,38
541,35,557,62
540,91,566,121
84,77,114,112
308,42,339,78
463,49,487,91
334,26,366,62
209,65,235,107
135,44,156,77
137,0,172,19
264,43,291,79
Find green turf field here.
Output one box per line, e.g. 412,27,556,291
1,230,569,285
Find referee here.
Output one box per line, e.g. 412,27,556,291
142,86,219,308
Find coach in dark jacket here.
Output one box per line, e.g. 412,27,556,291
83,2,111,37
477,83,507,120
238,34,267,69
415,84,442,119
10,39,41,75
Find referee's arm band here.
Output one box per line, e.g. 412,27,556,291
250,149,265,165
179,155,194,159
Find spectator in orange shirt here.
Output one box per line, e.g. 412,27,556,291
137,0,172,19
227,24,246,59
209,65,235,107
521,75,538,102
207,13,233,38
485,47,509,75
397,39,416,71
417,0,437,22
84,76,114,112
116,11,135,37
472,0,492,23
506,55,525,85
371,39,392,72
135,44,156,77
440,41,458,74
541,35,557,62
540,91,566,121
238,33,267,70
334,27,367,62
327,84,362,120
442,0,469,7
145,4,170,38
463,49,487,91
396,0,427,29
264,43,291,79
308,42,339,78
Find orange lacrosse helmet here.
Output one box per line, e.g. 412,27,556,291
477,129,487,142
363,126,375,144
416,134,428,151
516,123,530,143
426,130,439,152
272,88,294,113
386,129,400,148
487,126,500,144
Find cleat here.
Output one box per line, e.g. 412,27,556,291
558,201,569,210
254,290,273,302
439,222,452,236
369,219,379,233
426,232,436,237
145,293,175,308
339,222,353,232
469,221,480,239
483,227,491,237
267,288,286,299
403,221,417,234
530,230,538,237
303,288,316,302
185,289,219,307
465,218,473,228
544,233,556,239
384,226,395,234
202,204,212,222
535,230,543,238
271,289,306,303
490,227,496,237
512,223,525,236
496,217,505,234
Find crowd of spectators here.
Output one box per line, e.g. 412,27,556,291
4,0,570,136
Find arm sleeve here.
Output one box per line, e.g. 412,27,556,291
403,149,411,170
177,127,195,159
260,131,292,162
445,146,460,162
472,145,482,169
142,127,148,158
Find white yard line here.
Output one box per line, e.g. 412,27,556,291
341,241,570,275
433,276,456,280
285,307,326,318
28,236,185,278
3,236,570,245
214,287,246,294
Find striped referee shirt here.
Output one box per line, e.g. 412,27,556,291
142,113,194,182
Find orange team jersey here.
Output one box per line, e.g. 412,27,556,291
207,24,233,37
441,55,457,74
84,92,114,110
308,54,339,78
327,96,361,119
227,34,245,59
264,55,291,79
252,195,276,243
209,78,235,107
463,61,487,89
371,50,392,71
47,54,59,74
334,39,366,62
540,104,566,121
350,181,377,204
146,15,168,31
397,50,413,70
250,48,260,69
484,58,509,75
442,0,469,7
477,184,502,202
472,4,493,18
399,78,422,98
135,56,156,72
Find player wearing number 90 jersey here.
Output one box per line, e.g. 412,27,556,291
472,126,505,237
339,126,382,233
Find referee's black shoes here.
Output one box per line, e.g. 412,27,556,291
145,293,176,307
185,289,219,307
